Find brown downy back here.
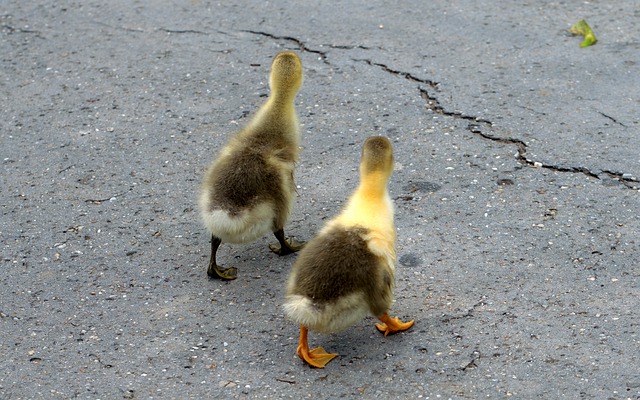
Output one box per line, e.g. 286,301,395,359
289,225,393,317
203,148,286,218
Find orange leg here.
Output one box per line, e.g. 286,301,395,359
375,313,415,337
296,325,338,368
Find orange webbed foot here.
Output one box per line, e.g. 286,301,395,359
297,344,338,368
375,313,415,337
296,326,338,368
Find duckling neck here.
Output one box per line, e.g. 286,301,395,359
245,95,299,145
268,91,297,108
341,172,394,226
261,96,298,126
357,175,389,199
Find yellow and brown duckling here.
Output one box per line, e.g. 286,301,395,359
198,51,305,280
284,136,414,368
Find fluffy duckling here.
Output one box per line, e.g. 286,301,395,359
198,51,305,280
284,136,414,368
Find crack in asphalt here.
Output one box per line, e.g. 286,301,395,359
597,111,627,128
468,123,638,188
159,28,209,35
2,24,43,37
326,44,380,50
242,30,329,63
419,88,493,125
460,350,481,372
467,123,598,180
238,31,639,190
441,299,486,323
356,59,439,91
359,59,638,189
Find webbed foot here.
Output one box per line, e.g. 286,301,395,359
270,229,305,256
375,313,415,337
297,345,338,368
296,325,337,368
207,263,238,280
206,235,238,280
269,238,305,255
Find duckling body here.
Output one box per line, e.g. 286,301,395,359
284,136,414,368
199,51,304,280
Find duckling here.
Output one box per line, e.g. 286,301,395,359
198,51,305,280
284,136,414,368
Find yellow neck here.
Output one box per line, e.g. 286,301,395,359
358,172,389,198
269,90,297,106
335,171,394,233
324,170,396,266
243,96,299,143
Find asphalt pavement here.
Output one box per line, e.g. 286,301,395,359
1,1,638,399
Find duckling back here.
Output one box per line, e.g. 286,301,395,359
330,136,396,263
284,136,396,333
199,51,303,244
285,224,394,333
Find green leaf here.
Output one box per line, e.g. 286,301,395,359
569,19,597,47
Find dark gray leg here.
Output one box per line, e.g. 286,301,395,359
269,228,305,255
207,235,238,280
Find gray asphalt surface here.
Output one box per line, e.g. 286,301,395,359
1,1,639,399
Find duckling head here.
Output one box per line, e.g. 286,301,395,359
360,136,394,183
269,51,303,102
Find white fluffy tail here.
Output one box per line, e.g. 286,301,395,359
284,293,369,334
200,202,274,244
